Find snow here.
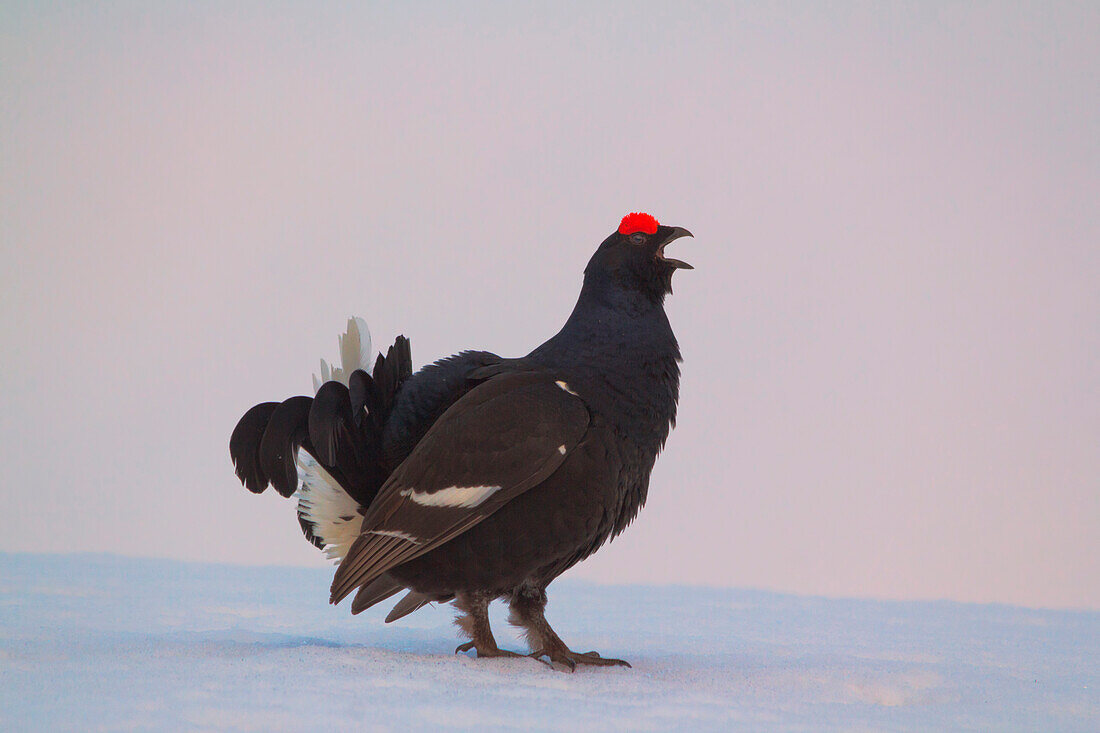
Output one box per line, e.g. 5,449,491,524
2,554,1096,731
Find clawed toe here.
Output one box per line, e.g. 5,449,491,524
528,648,631,671
455,641,522,658
571,650,630,668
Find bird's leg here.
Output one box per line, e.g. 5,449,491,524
452,591,521,658
508,584,631,671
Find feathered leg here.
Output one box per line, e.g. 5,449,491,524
452,592,520,659
508,584,630,671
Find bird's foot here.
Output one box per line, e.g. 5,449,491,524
528,646,631,672
454,640,523,659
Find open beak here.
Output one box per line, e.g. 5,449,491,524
658,227,694,270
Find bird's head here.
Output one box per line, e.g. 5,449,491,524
583,212,693,305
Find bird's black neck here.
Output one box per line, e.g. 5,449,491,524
533,272,677,354
528,280,681,450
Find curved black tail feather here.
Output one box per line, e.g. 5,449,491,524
229,335,414,547
258,395,314,498
309,378,385,507
229,401,280,494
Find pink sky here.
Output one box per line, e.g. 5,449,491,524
2,2,1097,608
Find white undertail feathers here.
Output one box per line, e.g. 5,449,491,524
296,450,364,562
296,317,372,562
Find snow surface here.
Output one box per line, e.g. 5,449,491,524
2,554,1096,731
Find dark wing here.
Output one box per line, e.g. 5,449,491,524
330,371,590,605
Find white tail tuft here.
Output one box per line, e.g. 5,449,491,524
313,317,373,393
340,316,372,378
296,448,364,563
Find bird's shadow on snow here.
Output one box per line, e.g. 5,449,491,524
140,626,459,657
157,630,348,649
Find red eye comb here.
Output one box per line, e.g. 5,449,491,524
618,212,659,236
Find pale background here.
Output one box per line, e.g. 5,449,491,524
1,2,1096,609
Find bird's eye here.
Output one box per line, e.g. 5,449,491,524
629,233,646,245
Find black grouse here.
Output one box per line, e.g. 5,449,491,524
229,212,692,669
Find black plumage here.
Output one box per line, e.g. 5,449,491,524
229,213,691,669
229,401,279,494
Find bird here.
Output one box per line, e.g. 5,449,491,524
229,212,692,670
